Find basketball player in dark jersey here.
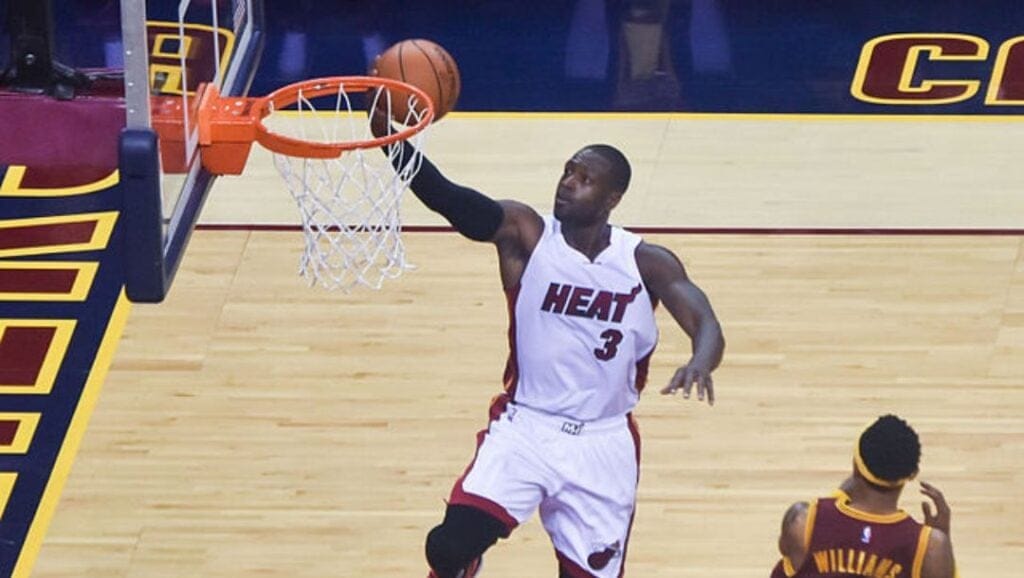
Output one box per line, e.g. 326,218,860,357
771,415,956,578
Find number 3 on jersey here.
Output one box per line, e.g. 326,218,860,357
594,328,623,361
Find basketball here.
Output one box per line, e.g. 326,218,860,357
371,39,461,123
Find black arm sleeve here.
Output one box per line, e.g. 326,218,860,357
389,140,505,242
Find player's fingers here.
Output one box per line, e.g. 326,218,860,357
680,368,697,399
920,482,948,511
921,500,934,521
660,368,686,395
921,481,946,502
704,375,715,406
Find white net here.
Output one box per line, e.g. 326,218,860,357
263,82,430,291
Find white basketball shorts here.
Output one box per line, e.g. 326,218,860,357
448,397,641,577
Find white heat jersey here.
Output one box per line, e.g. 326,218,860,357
504,215,659,421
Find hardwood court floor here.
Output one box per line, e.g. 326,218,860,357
204,114,1024,230
33,230,1024,577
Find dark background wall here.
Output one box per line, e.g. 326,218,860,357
12,0,1024,114
252,0,1024,114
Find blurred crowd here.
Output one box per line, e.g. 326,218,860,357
4,0,1024,112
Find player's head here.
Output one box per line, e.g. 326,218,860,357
554,145,632,225
585,144,631,194
853,414,921,490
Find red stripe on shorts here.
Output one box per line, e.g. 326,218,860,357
555,549,599,578
448,396,518,536
618,413,642,577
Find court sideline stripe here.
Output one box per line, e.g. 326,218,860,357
277,110,1024,123
194,224,1024,236
13,290,133,578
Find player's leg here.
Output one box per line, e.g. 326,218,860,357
540,423,640,577
425,504,504,578
427,398,549,576
542,495,637,578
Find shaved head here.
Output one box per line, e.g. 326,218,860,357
583,144,631,194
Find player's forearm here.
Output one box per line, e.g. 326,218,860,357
389,140,504,242
689,316,724,371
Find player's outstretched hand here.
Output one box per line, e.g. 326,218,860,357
920,481,951,536
660,362,714,406
366,57,393,139
367,94,392,138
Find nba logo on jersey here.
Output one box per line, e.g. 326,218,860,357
861,525,872,544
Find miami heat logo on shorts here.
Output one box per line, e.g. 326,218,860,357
587,540,622,570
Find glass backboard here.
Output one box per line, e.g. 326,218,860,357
121,0,264,301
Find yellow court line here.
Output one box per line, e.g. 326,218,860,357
13,289,131,578
446,111,1024,122
0,166,27,194
272,109,1024,122
0,473,17,521
0,168,119,198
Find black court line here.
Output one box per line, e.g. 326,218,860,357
195,224,1024,236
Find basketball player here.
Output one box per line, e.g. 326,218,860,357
770,415,956,578
370,111,724,577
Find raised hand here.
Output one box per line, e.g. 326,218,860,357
920,481,951,536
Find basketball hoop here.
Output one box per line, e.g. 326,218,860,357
152,76,436,291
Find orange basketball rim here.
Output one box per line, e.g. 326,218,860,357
150,76,436,174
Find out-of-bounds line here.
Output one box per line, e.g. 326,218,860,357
195,224,1024,236
273,110,1024,123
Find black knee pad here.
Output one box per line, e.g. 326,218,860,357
425,505,505,575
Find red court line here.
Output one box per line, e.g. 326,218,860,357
0,269,78,294
0,326,54,385
0,222,97,250
0,420,19,446
195,224,1024,236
